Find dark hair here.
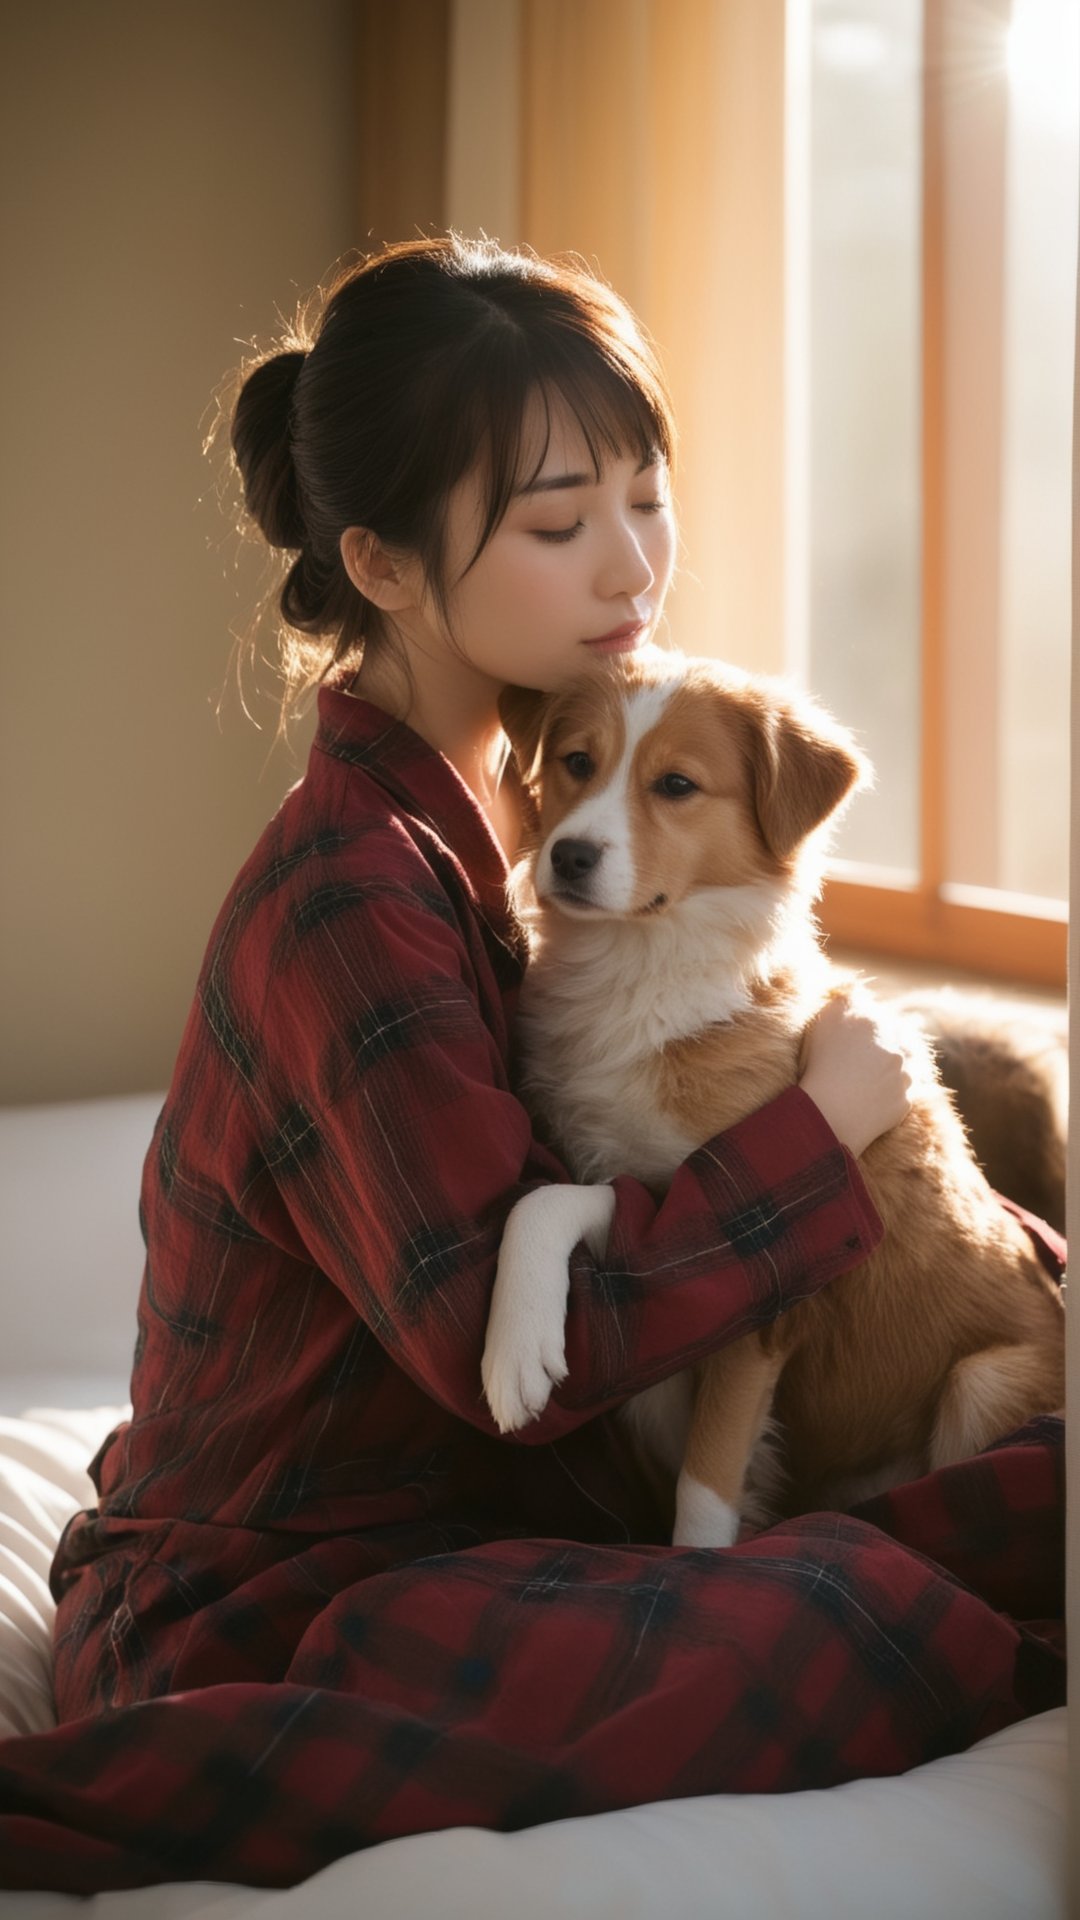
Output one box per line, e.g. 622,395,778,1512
228,234,676,708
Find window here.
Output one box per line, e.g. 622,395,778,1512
786,0,1076,985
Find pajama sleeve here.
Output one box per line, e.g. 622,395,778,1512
220,861,882,1445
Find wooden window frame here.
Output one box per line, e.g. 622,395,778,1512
815,0,1068,992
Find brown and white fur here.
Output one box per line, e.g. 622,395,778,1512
480,650,1064,1548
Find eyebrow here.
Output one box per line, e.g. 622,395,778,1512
513,448,662,498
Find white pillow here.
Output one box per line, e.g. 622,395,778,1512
0,1407,123,1738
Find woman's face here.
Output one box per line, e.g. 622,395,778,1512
412,393,677,694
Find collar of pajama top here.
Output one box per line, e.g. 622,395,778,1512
312,682,523,957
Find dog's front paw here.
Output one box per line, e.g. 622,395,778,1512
481,1184,615,1433
481,1291,568,1434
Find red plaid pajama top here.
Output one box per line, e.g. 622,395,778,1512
0,685,1066,1892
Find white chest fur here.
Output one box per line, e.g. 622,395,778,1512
516,883,815,1183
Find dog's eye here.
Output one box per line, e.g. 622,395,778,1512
654,772,698,799
563,751,595,781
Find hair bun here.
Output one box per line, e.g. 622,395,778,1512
231,349,308,550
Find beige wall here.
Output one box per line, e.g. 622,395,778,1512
1,1,358,1104
1,0,784,1107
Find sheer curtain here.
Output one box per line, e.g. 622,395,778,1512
448,0,788,673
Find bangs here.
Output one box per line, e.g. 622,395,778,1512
433,328,674,589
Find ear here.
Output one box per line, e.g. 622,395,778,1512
339,526,417,612
744,690,870,862
497,684,553,784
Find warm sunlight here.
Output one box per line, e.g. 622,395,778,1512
1006,0,1079,134
794,0,1077,916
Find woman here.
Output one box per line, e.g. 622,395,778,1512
0,235,1063,1894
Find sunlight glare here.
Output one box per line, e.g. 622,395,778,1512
1006,0,1079,136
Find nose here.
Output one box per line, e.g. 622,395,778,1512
550,838,603,882
599,517,654,600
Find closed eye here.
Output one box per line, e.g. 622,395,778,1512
534,522,584,544
653,772,698,798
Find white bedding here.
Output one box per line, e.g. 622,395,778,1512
0,1095,1069,1919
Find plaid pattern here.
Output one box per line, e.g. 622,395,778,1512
0,687,1065,1892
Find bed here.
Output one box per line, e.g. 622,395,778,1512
0,1093,1068,1919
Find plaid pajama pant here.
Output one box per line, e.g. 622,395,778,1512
0,1412,1065,1893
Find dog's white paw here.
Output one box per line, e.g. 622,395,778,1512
481,1184,615,1433
672,1474,740,1549
482,1294,568,1433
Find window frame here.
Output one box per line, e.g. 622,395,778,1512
813,0,1069,991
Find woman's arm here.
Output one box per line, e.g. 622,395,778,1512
484,960,915,1434
232,883,887,1443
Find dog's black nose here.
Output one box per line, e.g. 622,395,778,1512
550,838,602,881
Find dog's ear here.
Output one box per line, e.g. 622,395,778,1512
744,690,870,862
498,685,551,785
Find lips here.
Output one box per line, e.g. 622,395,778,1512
582,620,645,654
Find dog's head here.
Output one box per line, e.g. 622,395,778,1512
500,651,870,921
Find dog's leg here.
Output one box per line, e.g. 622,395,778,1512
481,1184,616,1433
929,1340,1066,1469
673,1337,784,1548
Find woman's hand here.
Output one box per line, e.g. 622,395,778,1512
799,991,913,1159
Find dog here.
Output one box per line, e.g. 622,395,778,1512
480,650,1065,1548
898,987,1067,1235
